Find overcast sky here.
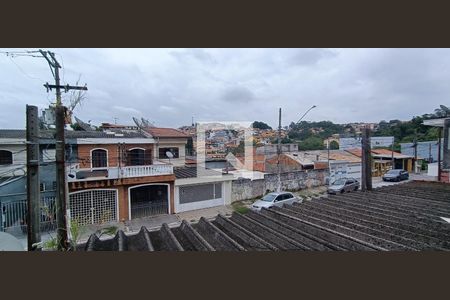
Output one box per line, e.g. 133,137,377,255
1,48,449,129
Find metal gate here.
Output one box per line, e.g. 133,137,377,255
0,195,56,235
129,184,169,219
69,189,118,226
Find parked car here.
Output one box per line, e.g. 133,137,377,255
327,178,359,194
251,192,301,211
382,169,409,182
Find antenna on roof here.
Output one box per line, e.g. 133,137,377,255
141,117,155,128
74,116,95,131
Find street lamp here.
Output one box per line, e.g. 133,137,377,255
296,105,317,125
276,105,317,192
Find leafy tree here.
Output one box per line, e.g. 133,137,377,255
252,121,272,130
281,137,292,144
298,136,324,151
329,140,339,150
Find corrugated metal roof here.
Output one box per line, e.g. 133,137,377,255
81,181,450,251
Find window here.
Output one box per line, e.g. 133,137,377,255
274,195,284,202
91,149,107,168
40,183,45,192
284,193,293,199
159,147,179,159
127,148,146,166
0,150,13,165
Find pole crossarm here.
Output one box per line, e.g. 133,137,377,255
44,83,88,93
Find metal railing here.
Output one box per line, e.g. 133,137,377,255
0,193,57,236
130,202,168,219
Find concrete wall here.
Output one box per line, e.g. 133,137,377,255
231,169,327,202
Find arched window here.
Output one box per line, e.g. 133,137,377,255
127,148,151,166
0,150,13,165
91,149,108,168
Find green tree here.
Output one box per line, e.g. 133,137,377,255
252,121,272,130
298,136,324,151
329,140,339,150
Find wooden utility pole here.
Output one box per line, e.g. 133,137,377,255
391,136,394,169
361,126,372,191
413,133,418,173
39,50,87,250
26,105,41,251
438,128,442,181
276,108,282,192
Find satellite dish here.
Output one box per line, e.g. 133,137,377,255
166,151,174,159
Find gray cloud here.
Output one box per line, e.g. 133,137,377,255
288,48,338,66
221,85,255,103
1,48,450,129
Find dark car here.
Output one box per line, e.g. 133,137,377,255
382,169,409,182
327,178,360,194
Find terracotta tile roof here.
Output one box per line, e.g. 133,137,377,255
346,148,415,159
345,148,362,157
145,127,189,138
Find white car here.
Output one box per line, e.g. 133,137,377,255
251,192,301,212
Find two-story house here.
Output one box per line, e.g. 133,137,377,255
65,130,176,225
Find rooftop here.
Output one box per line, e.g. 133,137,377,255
81,181,450,251
346,148,416,159
145,127,189,138
0,129,148,140
173,166,227,179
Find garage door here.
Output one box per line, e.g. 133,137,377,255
69,189,118,226
176,183,223,213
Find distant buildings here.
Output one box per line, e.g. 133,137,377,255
400,140,443,163
339,136,394,150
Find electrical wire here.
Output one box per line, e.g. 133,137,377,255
7,56,44,82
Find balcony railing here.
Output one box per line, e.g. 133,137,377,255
67,164,174,182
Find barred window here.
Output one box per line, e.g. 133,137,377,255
91,149,108,168
127,148,151,166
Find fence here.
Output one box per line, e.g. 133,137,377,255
0,191,57,236
130,201,168,219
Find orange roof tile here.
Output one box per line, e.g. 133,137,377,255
145,127,189,138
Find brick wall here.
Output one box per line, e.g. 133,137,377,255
77,143,153,168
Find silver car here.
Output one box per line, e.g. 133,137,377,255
251,192,301,211
327,178,359,194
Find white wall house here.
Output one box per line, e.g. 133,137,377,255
173,167,234,213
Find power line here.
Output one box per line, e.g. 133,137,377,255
7,56,45,82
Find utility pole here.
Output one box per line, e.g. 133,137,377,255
276,108,282,192
39,50,88,250
361,126,372,191
327,137,330,167
438,128,442,181
391,136,394,169
26,105,41,251
413,132,418,173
